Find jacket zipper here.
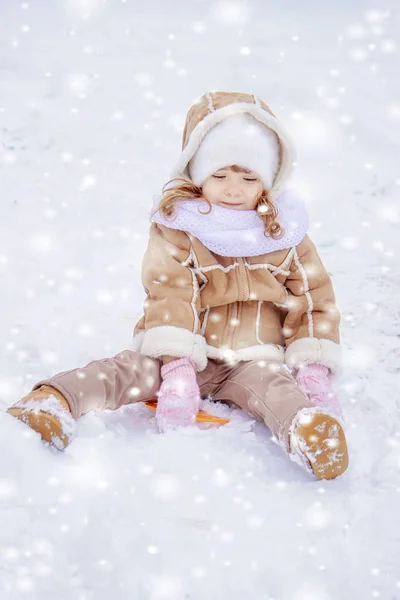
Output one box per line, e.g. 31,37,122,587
228,301,238,348
226,258,249,348
237,257,250,301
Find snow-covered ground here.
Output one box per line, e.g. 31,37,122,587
1,1,400,598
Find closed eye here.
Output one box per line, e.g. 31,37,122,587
212,175,258,182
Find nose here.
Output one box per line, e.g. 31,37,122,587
224,185,242,198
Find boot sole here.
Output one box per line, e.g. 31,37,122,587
292,412,349,480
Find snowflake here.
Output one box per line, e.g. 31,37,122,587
66,73,93,97
78,174,97,191
0,480,17,500
212,468,231,487
303,504,333,530
41,351,59,366
364,9,390,23
97,290,114,304
65,0,103,19
147,574,183,599
212,1,251,25
150,474,182,500
30,233,52,252
2,151,17,164
192,21,206,34
135,72,154,86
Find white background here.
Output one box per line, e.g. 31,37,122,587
1,1,399,598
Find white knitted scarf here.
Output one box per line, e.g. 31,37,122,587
151,190,309,257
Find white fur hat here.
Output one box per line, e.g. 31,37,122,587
188,113,280,189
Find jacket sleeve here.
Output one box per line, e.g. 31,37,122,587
133,223,207,371
281,234,342,375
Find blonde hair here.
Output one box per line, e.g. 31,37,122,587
152,165,284,240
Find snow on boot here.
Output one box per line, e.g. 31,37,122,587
7,385,76,450
287,408,349,480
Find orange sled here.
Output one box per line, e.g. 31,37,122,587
145,399,230,425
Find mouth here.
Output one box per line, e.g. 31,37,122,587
220,202,242,208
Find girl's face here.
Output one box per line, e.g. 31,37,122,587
201,166,264,211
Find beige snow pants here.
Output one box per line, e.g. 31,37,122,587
33,349,314,449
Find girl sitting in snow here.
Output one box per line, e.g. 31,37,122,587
7,90,349,481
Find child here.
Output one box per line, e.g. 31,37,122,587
7,91,349,481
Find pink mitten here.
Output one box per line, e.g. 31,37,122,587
156,357,201,432
295,363,343,418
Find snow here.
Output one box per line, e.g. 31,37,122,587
1,0,400,598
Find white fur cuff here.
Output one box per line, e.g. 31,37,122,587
131,327,208,372
284,337,342,375
206,343,285,364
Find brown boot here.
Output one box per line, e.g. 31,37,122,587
7,385,75,450
288,409,349,480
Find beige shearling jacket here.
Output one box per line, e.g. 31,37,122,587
131,91,342,374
